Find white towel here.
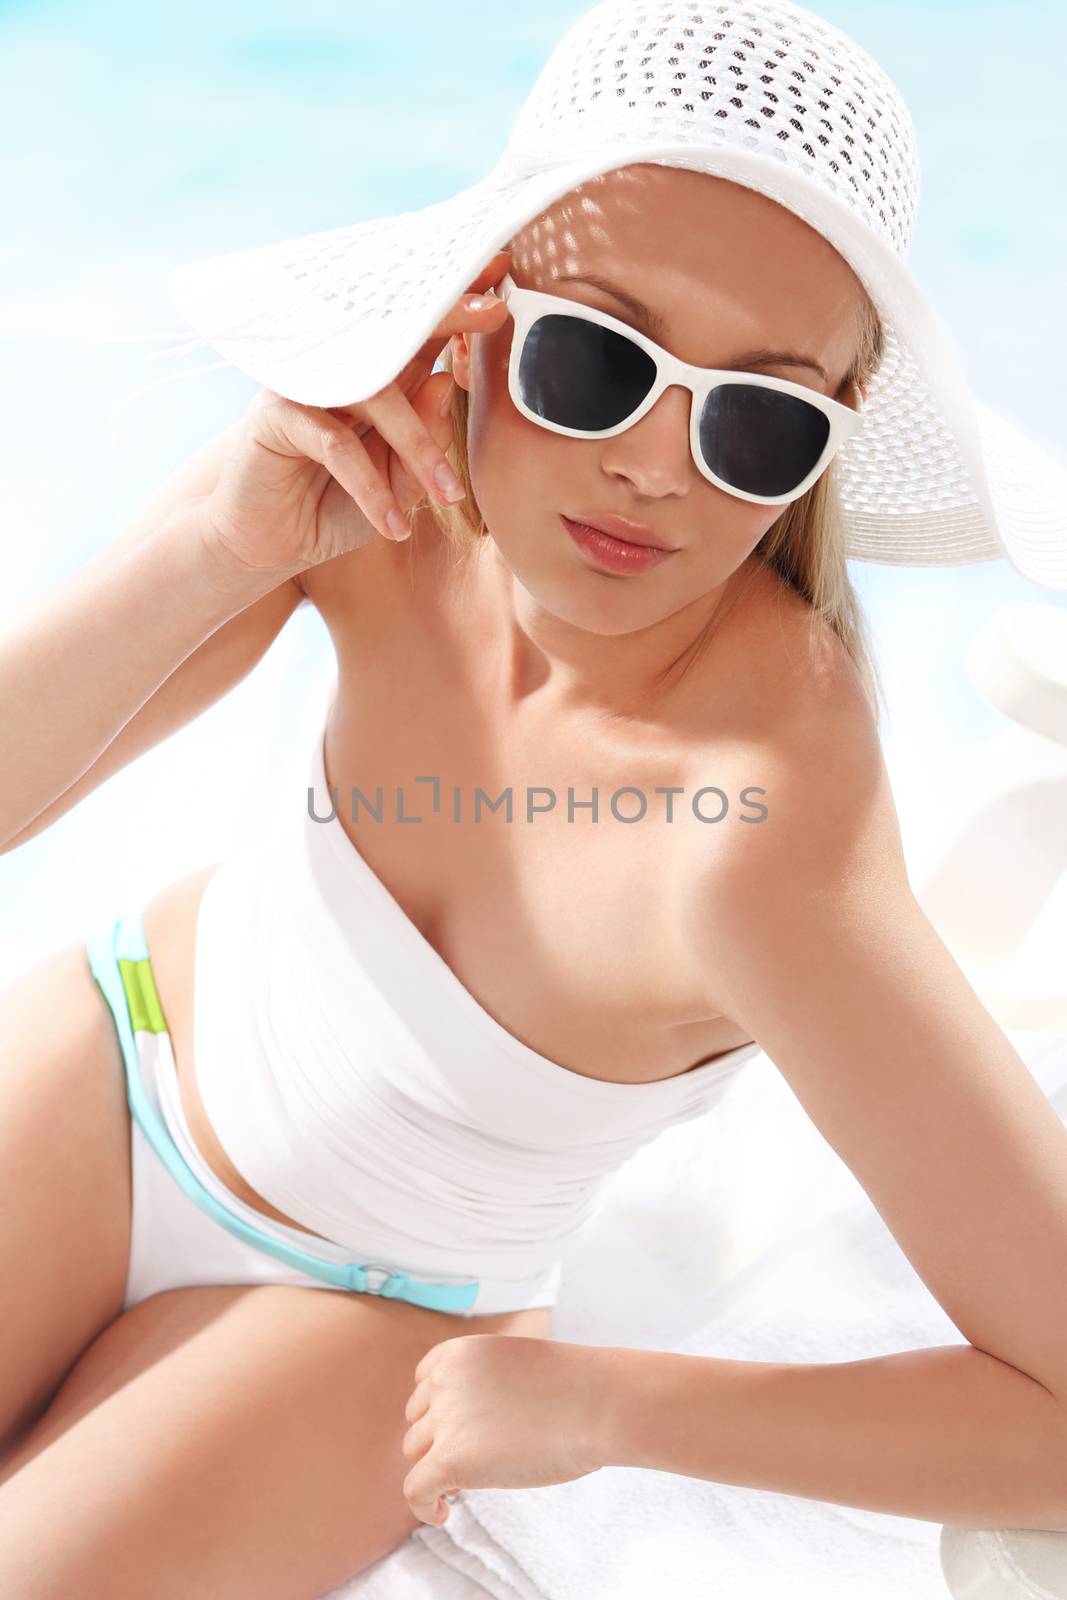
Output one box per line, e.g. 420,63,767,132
329,1031,1067,1600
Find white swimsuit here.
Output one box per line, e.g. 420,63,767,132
165,695,761,1314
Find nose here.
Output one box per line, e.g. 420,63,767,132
598,383,694,499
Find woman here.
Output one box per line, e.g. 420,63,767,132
2,0,1067,1592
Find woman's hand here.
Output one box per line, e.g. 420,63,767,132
198,252,511,579
400,1334,608,1525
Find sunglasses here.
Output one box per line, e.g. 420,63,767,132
496,272,865,507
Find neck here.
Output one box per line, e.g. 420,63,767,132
477,538,748,723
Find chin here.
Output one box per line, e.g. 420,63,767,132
527,563,684,640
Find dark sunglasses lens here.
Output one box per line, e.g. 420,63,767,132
517,314,657,430
700,384,830,497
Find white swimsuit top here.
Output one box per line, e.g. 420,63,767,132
191,694,762,1290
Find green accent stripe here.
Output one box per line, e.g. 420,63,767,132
117,955,168,1035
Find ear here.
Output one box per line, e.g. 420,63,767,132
450,250,512,391
449,329,472,390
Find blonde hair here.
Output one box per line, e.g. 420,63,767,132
422,271,888,732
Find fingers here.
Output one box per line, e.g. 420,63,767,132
401,1413,434,1463
308,405,417,543
407,288,509,382
249,292,503,548
320,297,503,540
403,1334,473,1522
402,1448,454,1525
401,1388,449,1522
435,287,509,338
414,1337,456,1384
401,1417,461,1514
404,1378,430,1425
368,380,467,512
246,392,409,543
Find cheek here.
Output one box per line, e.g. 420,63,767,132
467,323,512,421
704,496,783,556
466,334,559,495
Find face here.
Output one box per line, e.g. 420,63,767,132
448,165,868,701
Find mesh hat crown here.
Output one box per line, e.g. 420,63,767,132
132,0,1067,588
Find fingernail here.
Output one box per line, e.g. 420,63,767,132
387,508,409,538
466,294,488,310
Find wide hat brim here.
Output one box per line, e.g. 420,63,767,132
164,140,1067,590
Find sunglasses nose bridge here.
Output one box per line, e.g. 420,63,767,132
643,369,707,442
653,349,717,425
615,381,705,492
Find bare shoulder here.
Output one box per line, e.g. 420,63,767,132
679,564,904,925
292,504,457,621
292,516,409,612
721,559,873,723
673,567,908,1023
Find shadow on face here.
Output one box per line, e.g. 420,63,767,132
448,164,868,647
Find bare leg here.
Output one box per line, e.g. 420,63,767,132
0,1282,550,1599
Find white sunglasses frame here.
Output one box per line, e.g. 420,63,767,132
496,271,865,508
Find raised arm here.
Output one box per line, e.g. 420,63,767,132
0,422,308,854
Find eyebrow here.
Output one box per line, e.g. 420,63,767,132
556,271,830,386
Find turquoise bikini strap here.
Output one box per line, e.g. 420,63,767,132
85,913,480,1313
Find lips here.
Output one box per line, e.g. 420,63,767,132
565,512,677,552
560,516,678,574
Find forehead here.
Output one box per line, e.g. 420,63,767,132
508,165,864,371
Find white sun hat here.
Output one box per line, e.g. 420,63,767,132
116,0,1067,589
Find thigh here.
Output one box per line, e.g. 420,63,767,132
0,1281,552,1599
0,941,132,1454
